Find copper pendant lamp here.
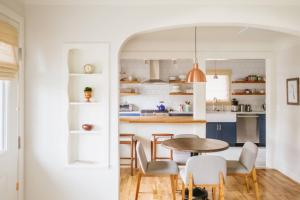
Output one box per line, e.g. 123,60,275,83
186,27,206,83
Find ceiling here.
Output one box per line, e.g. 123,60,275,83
21,0,300,5
128,26,300,45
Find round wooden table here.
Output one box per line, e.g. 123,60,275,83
162,138,229,154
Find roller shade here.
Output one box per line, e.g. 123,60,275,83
0,20,18,80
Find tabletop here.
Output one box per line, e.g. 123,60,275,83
162,138,229,153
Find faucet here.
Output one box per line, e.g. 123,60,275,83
213,97,218,111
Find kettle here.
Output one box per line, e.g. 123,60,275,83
245,104,252,112
157,101,166,111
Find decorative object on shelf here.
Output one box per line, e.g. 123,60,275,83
186,27,206,83
82,124,93,131
169,76,177,81
83,64,94,74
286,78,299,105
84,87,93,102
178,74,186,81
170,85,181,93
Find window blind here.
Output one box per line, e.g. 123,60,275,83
0,20,18,80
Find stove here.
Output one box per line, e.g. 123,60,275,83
140,109,169,116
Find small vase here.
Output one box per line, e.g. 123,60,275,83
84,91,92,102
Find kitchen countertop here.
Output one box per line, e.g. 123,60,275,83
119,116,207,124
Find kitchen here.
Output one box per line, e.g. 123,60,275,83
119,58,266,166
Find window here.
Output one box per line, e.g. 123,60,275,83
206,70,231,103
0,80,6,152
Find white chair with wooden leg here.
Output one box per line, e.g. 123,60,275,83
227,141,260,200
135,142,179,200
180,155,226,200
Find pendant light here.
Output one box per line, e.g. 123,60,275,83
213,60,218,79
186,27,206,83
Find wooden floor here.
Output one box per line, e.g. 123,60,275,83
120,168,300,200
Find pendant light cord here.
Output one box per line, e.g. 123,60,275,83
194,26,197,63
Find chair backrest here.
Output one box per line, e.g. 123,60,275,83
173,134,200,164
239,141,258,172
184,155,226,185
136,142,148,174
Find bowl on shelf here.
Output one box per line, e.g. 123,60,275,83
178,74,186,81
169,76,177,81
82,124,93,131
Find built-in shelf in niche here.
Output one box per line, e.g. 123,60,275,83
65,43,109,168
232,92,265,96
120,92,139,96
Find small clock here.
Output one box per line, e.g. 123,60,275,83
83,64,94,74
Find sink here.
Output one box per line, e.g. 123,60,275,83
206,112,236,122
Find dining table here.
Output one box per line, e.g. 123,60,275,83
162,137,230,155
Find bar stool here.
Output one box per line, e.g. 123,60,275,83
119,133,137,176
151,133,174,161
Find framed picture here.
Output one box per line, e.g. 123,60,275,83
287,78,299,105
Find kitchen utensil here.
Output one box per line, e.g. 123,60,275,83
157,101,166,111
262,103,266,111
82,124,93,131
245,104,252,112
239,104,245,112
231,98,239,112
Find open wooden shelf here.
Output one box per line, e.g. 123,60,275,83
69,102,101,105
120,92,139,96
120,80,140,84
232,92,265,96
232,80,265,84
169,92,193,96
70,130,101,134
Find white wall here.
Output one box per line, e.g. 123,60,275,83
24,4,300,200
271,44,300,182
0,0,23,15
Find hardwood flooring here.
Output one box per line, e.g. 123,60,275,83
120,168,300,200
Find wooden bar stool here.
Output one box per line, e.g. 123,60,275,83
151,133,174,161
120,133,137,176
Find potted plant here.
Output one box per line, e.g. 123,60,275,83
84,87,93,102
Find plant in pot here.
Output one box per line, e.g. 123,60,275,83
84,87,93,102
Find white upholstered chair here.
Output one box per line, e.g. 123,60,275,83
180,155,226,200
227,141,260,200
135,142,179,200
173,134,199,165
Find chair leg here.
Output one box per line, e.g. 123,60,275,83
134,141,137,169
245,175,250,192
174,175,178,191
181,183,185,200
170,175,176,200
135,173,142,200
212,186,216,200
188,173,193,200
150,141,153,161
219,173,224,200
130,140,134,176
252,168,260,200
153,139,157,161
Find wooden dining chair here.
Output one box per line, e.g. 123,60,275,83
135,142,179,200
227,142,260,200
180,155,226,200
119,133,137,176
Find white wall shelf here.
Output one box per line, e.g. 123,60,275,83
64,43,110,168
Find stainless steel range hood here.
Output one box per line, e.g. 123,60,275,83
143,60,166,84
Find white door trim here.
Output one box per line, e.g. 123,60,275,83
0,4,24,200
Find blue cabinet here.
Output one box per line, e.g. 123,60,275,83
259,114,266,146
206,122,236,146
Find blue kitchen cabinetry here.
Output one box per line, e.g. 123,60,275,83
259,114,266,146
206,122,236,146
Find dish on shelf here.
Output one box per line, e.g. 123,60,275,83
82,124,93,131
169,76,177,81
